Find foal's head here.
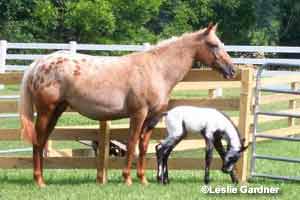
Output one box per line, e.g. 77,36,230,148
222,139,248,173
194,23,236,79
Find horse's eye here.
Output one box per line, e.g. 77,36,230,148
207,42,218,48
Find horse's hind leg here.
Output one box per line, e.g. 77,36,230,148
33,109,53,187
33,102,67,187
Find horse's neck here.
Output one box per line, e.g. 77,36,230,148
151,42,195,93
224,129,241,151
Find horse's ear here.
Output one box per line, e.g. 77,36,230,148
212,23,218,32
204,22,214,35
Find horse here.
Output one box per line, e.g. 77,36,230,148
19,23,237,187
155,106,248,185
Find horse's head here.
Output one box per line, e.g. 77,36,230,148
222,139,248,173
194,23,237,79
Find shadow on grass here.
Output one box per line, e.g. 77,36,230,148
0,175,212,186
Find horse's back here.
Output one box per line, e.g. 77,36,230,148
167,106,235,135
26,50,151,120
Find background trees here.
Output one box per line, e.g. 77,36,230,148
0,0,299,46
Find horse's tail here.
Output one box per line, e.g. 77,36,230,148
19,65,37,145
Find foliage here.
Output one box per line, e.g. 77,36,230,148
0,0,299,45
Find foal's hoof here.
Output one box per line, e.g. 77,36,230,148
163,178,170,185
157,178,169,185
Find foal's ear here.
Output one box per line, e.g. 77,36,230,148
239,145,248,153
239,138,248,153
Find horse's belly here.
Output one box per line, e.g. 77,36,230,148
67,94,129,120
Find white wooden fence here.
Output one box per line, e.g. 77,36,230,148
1,40,300,72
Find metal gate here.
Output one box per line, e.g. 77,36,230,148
250,62,300,181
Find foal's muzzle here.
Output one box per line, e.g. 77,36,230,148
222,165,234,173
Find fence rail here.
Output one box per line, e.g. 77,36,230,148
1,41,300,72
0,67,253,183
1,41,300,183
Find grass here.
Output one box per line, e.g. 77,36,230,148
1,168,298,200
0,88,300,199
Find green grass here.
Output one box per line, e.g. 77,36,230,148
1,88,300,199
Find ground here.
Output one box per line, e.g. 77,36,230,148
0,86,299,200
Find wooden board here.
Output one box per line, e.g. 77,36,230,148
0,73,22,84
183,69,241,82
96,121,110,183
0,97,240,114
0,69,241,85
168,98,240,111
0,157,222,170
174,82,241,90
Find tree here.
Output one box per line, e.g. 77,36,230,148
0,0,35,42
278,0,300,46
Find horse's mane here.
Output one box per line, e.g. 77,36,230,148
150,28,207,50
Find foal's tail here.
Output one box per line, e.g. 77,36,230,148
19,65,37,145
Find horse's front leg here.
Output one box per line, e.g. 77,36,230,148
137,130,152,185
123,109,147,186
204,139,214,185
213,138,238,184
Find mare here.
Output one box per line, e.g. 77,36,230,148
19,23,237,187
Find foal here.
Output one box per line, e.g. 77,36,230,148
156,106,247,184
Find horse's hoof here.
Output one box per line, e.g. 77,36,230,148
39,183,46,188
125,178,132,186
37,181,46,188
141,178,149,186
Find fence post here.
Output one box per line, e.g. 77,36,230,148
96,120,111,184
69,41,77,53
143,43,151,51
237,68,253,182
288,82,298,126
0,40,7,89
208,88,223,98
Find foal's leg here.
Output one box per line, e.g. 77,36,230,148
213,138,238,184
123,109,147,186
156,135,184,184
204,138,214,185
